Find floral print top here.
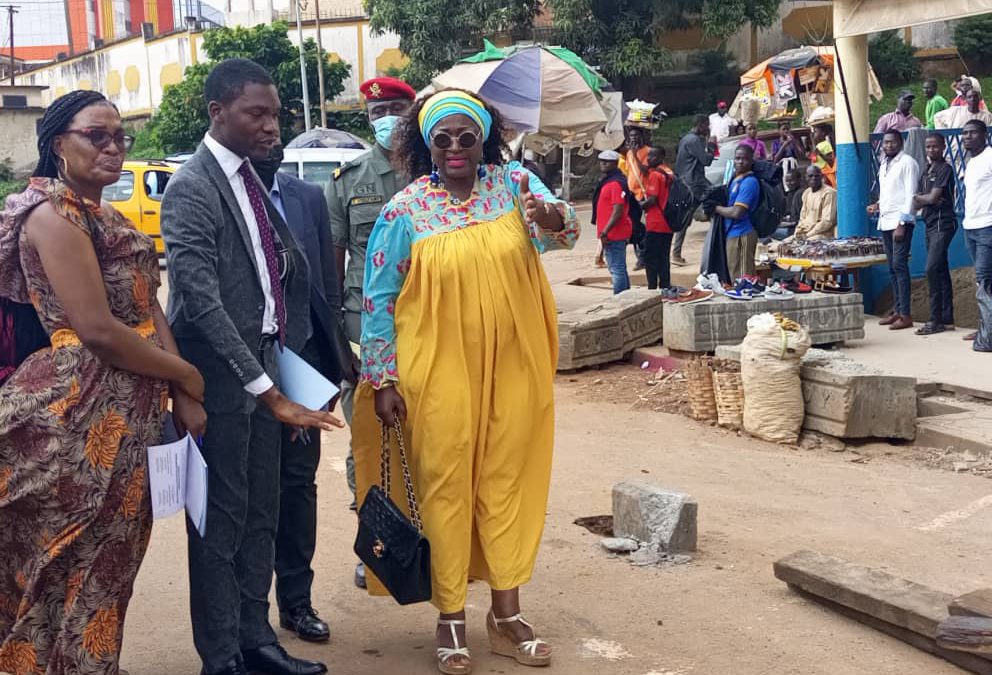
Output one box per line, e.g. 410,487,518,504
360,161,579,388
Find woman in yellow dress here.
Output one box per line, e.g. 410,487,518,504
352,90,579,674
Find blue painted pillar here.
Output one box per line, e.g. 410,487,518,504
833,29,883,311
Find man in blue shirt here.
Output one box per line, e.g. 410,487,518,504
714,144,760,279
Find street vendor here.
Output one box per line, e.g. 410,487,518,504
787,165,836,243
810,123,836,188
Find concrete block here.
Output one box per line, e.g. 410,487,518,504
916,409,992,454
663,292,865,353
610,288,666,353
612,481,697,553
713,346,917,440
557,289,664,370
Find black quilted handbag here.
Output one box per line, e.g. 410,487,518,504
354,420,432,605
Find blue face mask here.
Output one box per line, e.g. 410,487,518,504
372,115,400,150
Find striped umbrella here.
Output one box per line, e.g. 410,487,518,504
431,41,609,143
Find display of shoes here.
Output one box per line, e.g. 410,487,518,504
764,282,796,299
673,288,714,304
784,278,813,294
724,288,753,300
775,237,886,264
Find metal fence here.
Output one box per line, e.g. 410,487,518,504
868,129,992,216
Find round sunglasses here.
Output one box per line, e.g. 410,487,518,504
63,128,135,152
430,130,481,150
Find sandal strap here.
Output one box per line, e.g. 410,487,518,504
437,647,471,662
518,639,549,656
438,619,466,626
491,611,532,629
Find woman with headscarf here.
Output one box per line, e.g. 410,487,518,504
0,91,206,674
352,90,578,674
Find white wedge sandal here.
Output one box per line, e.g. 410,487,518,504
486,610,552,667
436,618,472,675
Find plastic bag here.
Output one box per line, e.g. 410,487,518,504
741,313,811,444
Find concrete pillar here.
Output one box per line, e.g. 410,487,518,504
833,0,880,310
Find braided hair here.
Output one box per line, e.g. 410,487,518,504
34,90,114,178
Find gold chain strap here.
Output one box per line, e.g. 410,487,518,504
379,419,424,532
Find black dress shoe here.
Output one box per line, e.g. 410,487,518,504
200,657,248,675
279,605,330,643
242,642,327,675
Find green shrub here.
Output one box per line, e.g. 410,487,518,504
869,30,920,86
954,15,992,70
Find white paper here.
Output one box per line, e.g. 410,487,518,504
275,346,340,411
147,433,208,537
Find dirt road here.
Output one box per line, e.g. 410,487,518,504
121,371,991,675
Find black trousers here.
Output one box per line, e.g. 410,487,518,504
924,222,956,326
275,339,322,613
644,231,674,290
188,341,282,673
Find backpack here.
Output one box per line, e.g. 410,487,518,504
0,296,50,386
663,175,695,233
751,178,787,239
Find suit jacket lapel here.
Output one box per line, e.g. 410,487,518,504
197,145,261,280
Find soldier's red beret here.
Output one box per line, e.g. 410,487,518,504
360,77,416,102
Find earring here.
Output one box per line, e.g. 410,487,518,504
59,155,69,179
429,163,440,187
477,164,486,180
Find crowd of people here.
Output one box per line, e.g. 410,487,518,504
0,60,575,675
591,75,990,350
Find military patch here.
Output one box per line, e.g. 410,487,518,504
349,195,384,206
354,182,377,197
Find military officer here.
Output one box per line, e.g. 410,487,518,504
327,75,415,588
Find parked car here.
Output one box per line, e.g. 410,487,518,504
278,146,368,193
104,160,180,255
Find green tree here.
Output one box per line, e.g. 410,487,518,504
954,15,992,71
546,0,781,81
365,0,542,89
153,22,351,153
868,30,919,86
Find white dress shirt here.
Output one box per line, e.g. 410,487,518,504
203,133,277,396
964,147,992,231
709,112,738,142
877,152,920,232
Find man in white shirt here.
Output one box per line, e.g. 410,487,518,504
709,100,738,142
161,59,342,675
962,119,992,351
868,130,920,331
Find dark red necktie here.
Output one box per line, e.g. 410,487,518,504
237,161,286,347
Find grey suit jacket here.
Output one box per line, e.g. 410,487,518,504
161,143,310,413
276,172,355,385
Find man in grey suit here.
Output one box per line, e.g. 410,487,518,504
252,145,357,643
160,58,342,675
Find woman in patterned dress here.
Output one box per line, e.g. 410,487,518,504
0,91,207,675
351,91,579,674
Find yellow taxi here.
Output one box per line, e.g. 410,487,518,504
104,160,179,255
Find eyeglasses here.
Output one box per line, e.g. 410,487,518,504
430,130,480,150
62,128,134,152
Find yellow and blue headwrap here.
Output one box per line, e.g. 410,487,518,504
418,91,493,142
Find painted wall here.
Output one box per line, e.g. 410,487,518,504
20,20,398,118
1,109,45,171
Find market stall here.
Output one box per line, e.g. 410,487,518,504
731,46,883,126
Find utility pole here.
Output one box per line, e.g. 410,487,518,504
294,0,311,131
312,0,326,127
3,5,18,85
63,0,73,55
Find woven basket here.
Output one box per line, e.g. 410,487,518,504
685,358,717,421
713,371,745,430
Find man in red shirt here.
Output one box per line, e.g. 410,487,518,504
593,150,633,294
640,146,674,289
